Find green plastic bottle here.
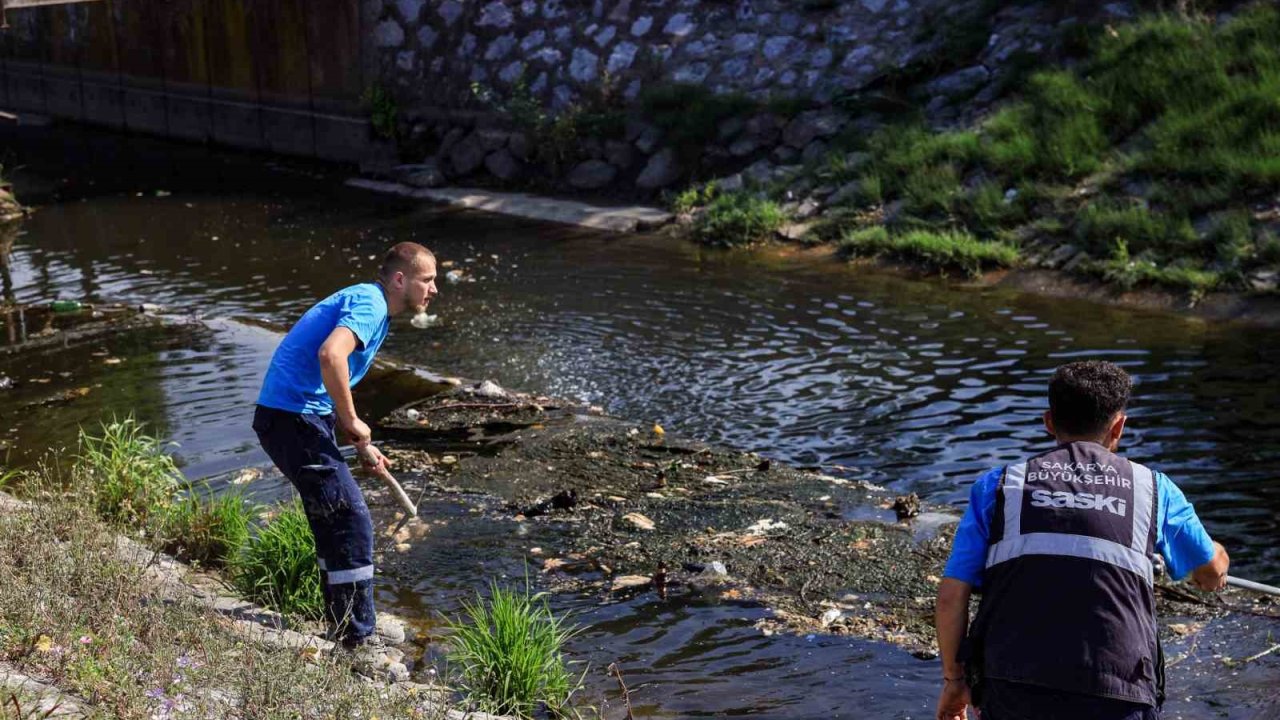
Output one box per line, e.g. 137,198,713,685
50,300,83,313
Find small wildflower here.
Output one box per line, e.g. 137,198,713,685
79,635,93,645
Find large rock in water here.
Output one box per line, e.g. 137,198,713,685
635,148,681,190
567,160,617,189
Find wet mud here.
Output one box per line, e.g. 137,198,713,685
368,383,1280,680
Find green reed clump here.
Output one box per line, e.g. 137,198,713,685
75,416,182,530
160,483,255,568
445,579,584,718
229,500,324,619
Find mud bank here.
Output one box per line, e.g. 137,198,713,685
365,382,1280,673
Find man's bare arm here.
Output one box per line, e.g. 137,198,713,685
935,578,974,720
1190,541,1229,591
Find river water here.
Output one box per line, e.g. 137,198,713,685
2,126,1278,717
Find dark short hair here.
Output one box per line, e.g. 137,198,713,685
378,242,436,280
1048,361,1132,437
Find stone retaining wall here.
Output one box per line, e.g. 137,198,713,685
362,0,1131,195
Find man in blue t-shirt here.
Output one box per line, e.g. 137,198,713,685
935,361,1229,720
252,242,438,649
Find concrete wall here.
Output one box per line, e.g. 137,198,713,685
0,0,372,162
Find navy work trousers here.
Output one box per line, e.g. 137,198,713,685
980,680,1160,720
252,405,376,643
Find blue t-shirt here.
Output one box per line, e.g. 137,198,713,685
943,464,1215,587
257,283,390,415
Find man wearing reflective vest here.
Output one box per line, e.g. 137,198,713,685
935,360,1229,720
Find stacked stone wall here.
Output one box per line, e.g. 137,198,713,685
363,0,1129,195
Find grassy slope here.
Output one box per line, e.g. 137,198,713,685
816,4,1280,292
685,5,1280,294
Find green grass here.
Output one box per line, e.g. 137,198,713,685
445,579,584,718
671,181,719,214
1091,239,1221,299
1073,201,1198,258
74,417,182,530
160,483,255,568
813,5,1280,293
230,500,324,619
838,226,1019,277
0,494,449,718
691,192,787,247
66,418,327,621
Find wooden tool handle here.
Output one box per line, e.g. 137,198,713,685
358,444,417,516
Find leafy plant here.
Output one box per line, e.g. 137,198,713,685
160,484,255,568
229,501,323,619
691,192,787,247
362,84,399,140
838,226,1019,277
445,579,584,718
671,181,719,214
75,417,182,530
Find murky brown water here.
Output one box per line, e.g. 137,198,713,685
2,125,1278,717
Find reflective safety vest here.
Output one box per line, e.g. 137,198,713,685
967,441,1162,706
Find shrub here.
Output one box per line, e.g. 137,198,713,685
230,501,323,619
983,105,1038,179
691,192,787,247
900,163,963,219
75,417,182,530
1092,240,1221,299
670,181,718,214
957,181,1027,236
982,73,1106,181
161,484,254,568
1024,71,1108,179
445,579,583,718
839,226,1018,277
868,125,981,183
1073,201,1198,258
1087,14,1228,136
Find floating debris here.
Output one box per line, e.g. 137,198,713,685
410,312,438,329
611,575,651,591
622,512,656,531
892,493,921,520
